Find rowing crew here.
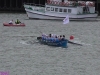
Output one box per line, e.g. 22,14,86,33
41,33,66,41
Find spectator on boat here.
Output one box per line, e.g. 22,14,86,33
15,19,21,24
49,34,52,37
9,20,13,24
57,35,59,38
42,33,47,40
55,35,58,38
50,34,56,38
54,36,59,42
51,34,56,38
62,35,65,40
42,33,48,37
48,34,56,42
59,35,62,40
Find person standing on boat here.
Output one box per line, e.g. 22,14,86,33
9,20,13,24
15,19,21,24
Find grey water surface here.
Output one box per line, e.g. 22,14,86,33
0,13,100,75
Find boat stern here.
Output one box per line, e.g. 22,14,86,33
61,40,68,48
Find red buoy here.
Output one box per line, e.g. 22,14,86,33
70,35,74,40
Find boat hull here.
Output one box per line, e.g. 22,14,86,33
26,10,98,21
37,37,68,48
3,23,25,27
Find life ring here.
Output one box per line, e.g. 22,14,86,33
50,1,54,4
62,2,66,6
88,2,94,6
53,1,56,5
53,1,55,4
63,3,67,6
59,2,63,6
55,1,59,5
64,2,69,6
47,0,50,4
49,1,52,4
72,2,76,6
81,2,86,6
77,2,82,6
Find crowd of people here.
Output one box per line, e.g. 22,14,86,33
41,33,66,42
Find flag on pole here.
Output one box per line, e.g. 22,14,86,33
63,15,69,24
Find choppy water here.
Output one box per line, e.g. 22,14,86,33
0,13,100,75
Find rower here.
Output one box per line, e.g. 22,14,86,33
15,19,21,24
9,20,13,24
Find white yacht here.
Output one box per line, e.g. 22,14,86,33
24,0,98,20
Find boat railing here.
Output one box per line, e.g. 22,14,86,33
46,0,95,7
24,3,45,7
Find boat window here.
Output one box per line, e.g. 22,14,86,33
51,7,54,11
46,7,50,11
59,8,63,12
64,9,67,12
55,8,58,12
68,9,71,13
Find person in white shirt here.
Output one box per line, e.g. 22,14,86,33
9,20,13,24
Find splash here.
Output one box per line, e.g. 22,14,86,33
19,41,30,45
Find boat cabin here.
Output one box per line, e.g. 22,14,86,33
45,0,95,14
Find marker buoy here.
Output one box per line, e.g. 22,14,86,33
70,35,74,40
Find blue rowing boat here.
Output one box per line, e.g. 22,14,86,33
37,37,68,48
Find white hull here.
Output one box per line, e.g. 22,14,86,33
26,10,98,20
24,2,98,21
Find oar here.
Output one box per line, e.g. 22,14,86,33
6,35,36,37
67,40,83,46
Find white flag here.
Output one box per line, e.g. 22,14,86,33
63,15,69,24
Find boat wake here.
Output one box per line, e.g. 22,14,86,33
19,41,30,45
19,40,38,45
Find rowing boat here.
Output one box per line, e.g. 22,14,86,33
37,37,68,48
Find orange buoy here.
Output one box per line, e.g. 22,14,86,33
70,35,74,40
